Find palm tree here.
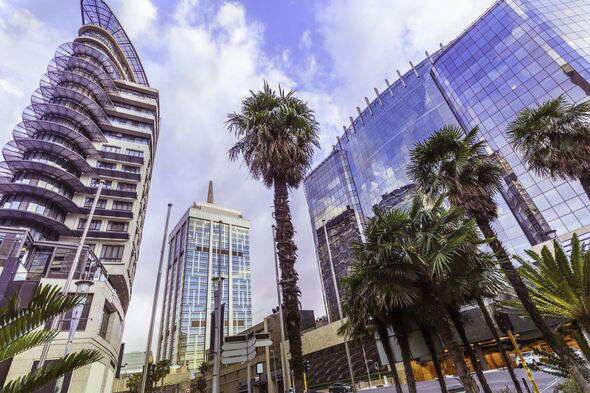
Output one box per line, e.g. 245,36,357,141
226,81,320,392
0,284,102,393
419,322,448,393
367,196,487,393
408,125,590,392
340,231,407,393
515,234,590,340
127,373,141,393
507,95,590,198
446,305,493,393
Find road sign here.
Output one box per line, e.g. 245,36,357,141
222,348,250,357
221,331,273,365
221,351,255,365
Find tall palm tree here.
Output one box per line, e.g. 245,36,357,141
419,322,448,393
367,196,488,393
339,273,404,393
515,234,590,341
0,284,102,393
227,81,320,392
446,305,493,393
507,95,590,198
408,125,590,392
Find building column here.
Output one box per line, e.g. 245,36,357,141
229,223,234,335
264,318,275,393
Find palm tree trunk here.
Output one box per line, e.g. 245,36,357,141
475,297,523,393
579,174,590,201
396,331,418,393
447,306,492,393
476,218,590,392
425,291,479,393
420,324,448,393
273,178,304,392
376,321,403,393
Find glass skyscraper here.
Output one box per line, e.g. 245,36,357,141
0,0,159,391
157,186,252,369
304,0,590,321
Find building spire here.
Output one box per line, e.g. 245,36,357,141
207,180,214,204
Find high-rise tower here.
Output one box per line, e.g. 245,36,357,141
305,0,590,322
0,1,159,391
157,183,252,369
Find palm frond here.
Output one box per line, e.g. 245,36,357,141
1,349,102,393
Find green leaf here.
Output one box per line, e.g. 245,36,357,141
1,349,102,393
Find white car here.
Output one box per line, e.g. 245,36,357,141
515,351,541,367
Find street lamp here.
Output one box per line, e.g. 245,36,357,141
141,203,173,393
322,219,356,392
212,219,225,393
38,179,105,368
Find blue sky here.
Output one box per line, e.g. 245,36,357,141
0,0,494,352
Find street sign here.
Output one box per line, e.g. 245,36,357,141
222,348,250,357
221,351,255,365
221,331,273,365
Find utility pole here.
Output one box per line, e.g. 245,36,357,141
38,180,105,367
141,203,173,393
323,220,356,392
212,220,225,393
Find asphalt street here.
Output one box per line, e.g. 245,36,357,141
358,369,561,393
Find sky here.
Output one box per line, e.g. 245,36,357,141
0,0,495,352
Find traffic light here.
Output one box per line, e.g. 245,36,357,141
303,360,310,372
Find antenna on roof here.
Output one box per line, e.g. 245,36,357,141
396,70,406,87
207,180,214,204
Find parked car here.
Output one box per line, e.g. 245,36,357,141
328,383,352,393
515,351,541,367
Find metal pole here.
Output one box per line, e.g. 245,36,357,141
247,360,252,393
323,220,356,392
38,180,105,367
271,349,278,390
141,203,173,393
54,279,94,392
212,221,224,393
272,225,290,390
507,330,541,393
361,344,372,388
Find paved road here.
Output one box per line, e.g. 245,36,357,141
358,369,561,393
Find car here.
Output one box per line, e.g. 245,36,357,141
328,383,352,393
515,351,541,367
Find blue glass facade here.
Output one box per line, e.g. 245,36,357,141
157,205,252,369
433,0,590,236
305,0,590,320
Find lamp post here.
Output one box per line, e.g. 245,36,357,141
141,203,173,393
361,343,372,388
322,219,356,392
272,225,290,390
212,220,225,393
38,179,105,368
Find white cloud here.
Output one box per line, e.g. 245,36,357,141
316,0,493,111
300,29,312,49
120,0,328,351
115,0,158,38
0,1,68,148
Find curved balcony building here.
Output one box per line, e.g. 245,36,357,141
0,1,159,391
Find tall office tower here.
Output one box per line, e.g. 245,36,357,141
0,1,159,391
305,0,590,321
157,183,252,369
